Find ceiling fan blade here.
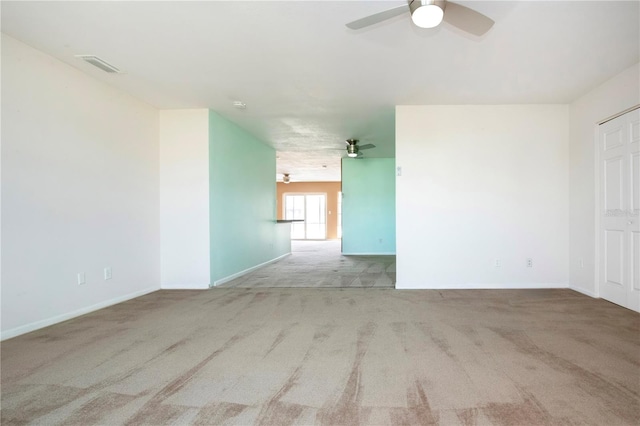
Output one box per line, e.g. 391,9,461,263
443,1,494,36
346,5,408,30
358,144,376,150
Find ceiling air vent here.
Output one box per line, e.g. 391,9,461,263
75,55,121,73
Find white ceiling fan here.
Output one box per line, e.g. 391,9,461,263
346,0,494,36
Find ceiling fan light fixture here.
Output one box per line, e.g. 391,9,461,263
282,173,291,184
346,144,359,157
410,1,444,29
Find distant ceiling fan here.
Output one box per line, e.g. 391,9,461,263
345,139,375,158
346,0,494,36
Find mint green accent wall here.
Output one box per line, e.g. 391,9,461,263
341,158,396,254
209,111,288,284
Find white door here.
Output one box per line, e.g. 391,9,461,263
599,107,640,312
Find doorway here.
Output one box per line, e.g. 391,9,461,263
598,107,639,312
284,193,327,240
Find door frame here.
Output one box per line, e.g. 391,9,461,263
594,105,640,302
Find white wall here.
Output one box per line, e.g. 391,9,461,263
1,34,160,339
396,105,569,289
569,63,640,297
159,110,210,289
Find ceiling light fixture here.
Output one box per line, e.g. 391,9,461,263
346,144,359,158
233,101,246,110
409,0,444,29
283,173,291,184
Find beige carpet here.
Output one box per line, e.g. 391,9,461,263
2,288,639,425
219,240,395,288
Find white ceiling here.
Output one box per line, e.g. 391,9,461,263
2,1,639,181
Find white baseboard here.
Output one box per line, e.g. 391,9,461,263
212,252,291,287
569,285,598,298
342,252,396,256
161,283,210,290
1,286,158,341
395,282,569,290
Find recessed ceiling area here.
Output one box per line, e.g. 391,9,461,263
2,1,638,181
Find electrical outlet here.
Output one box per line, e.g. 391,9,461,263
494,259,501,267
104,267,112,280
77,272,86,285
526,258,533,268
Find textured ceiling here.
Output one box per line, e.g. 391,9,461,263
277,151,343,182
2,1,638,182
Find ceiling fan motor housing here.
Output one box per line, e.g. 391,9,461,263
409,0,446,11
